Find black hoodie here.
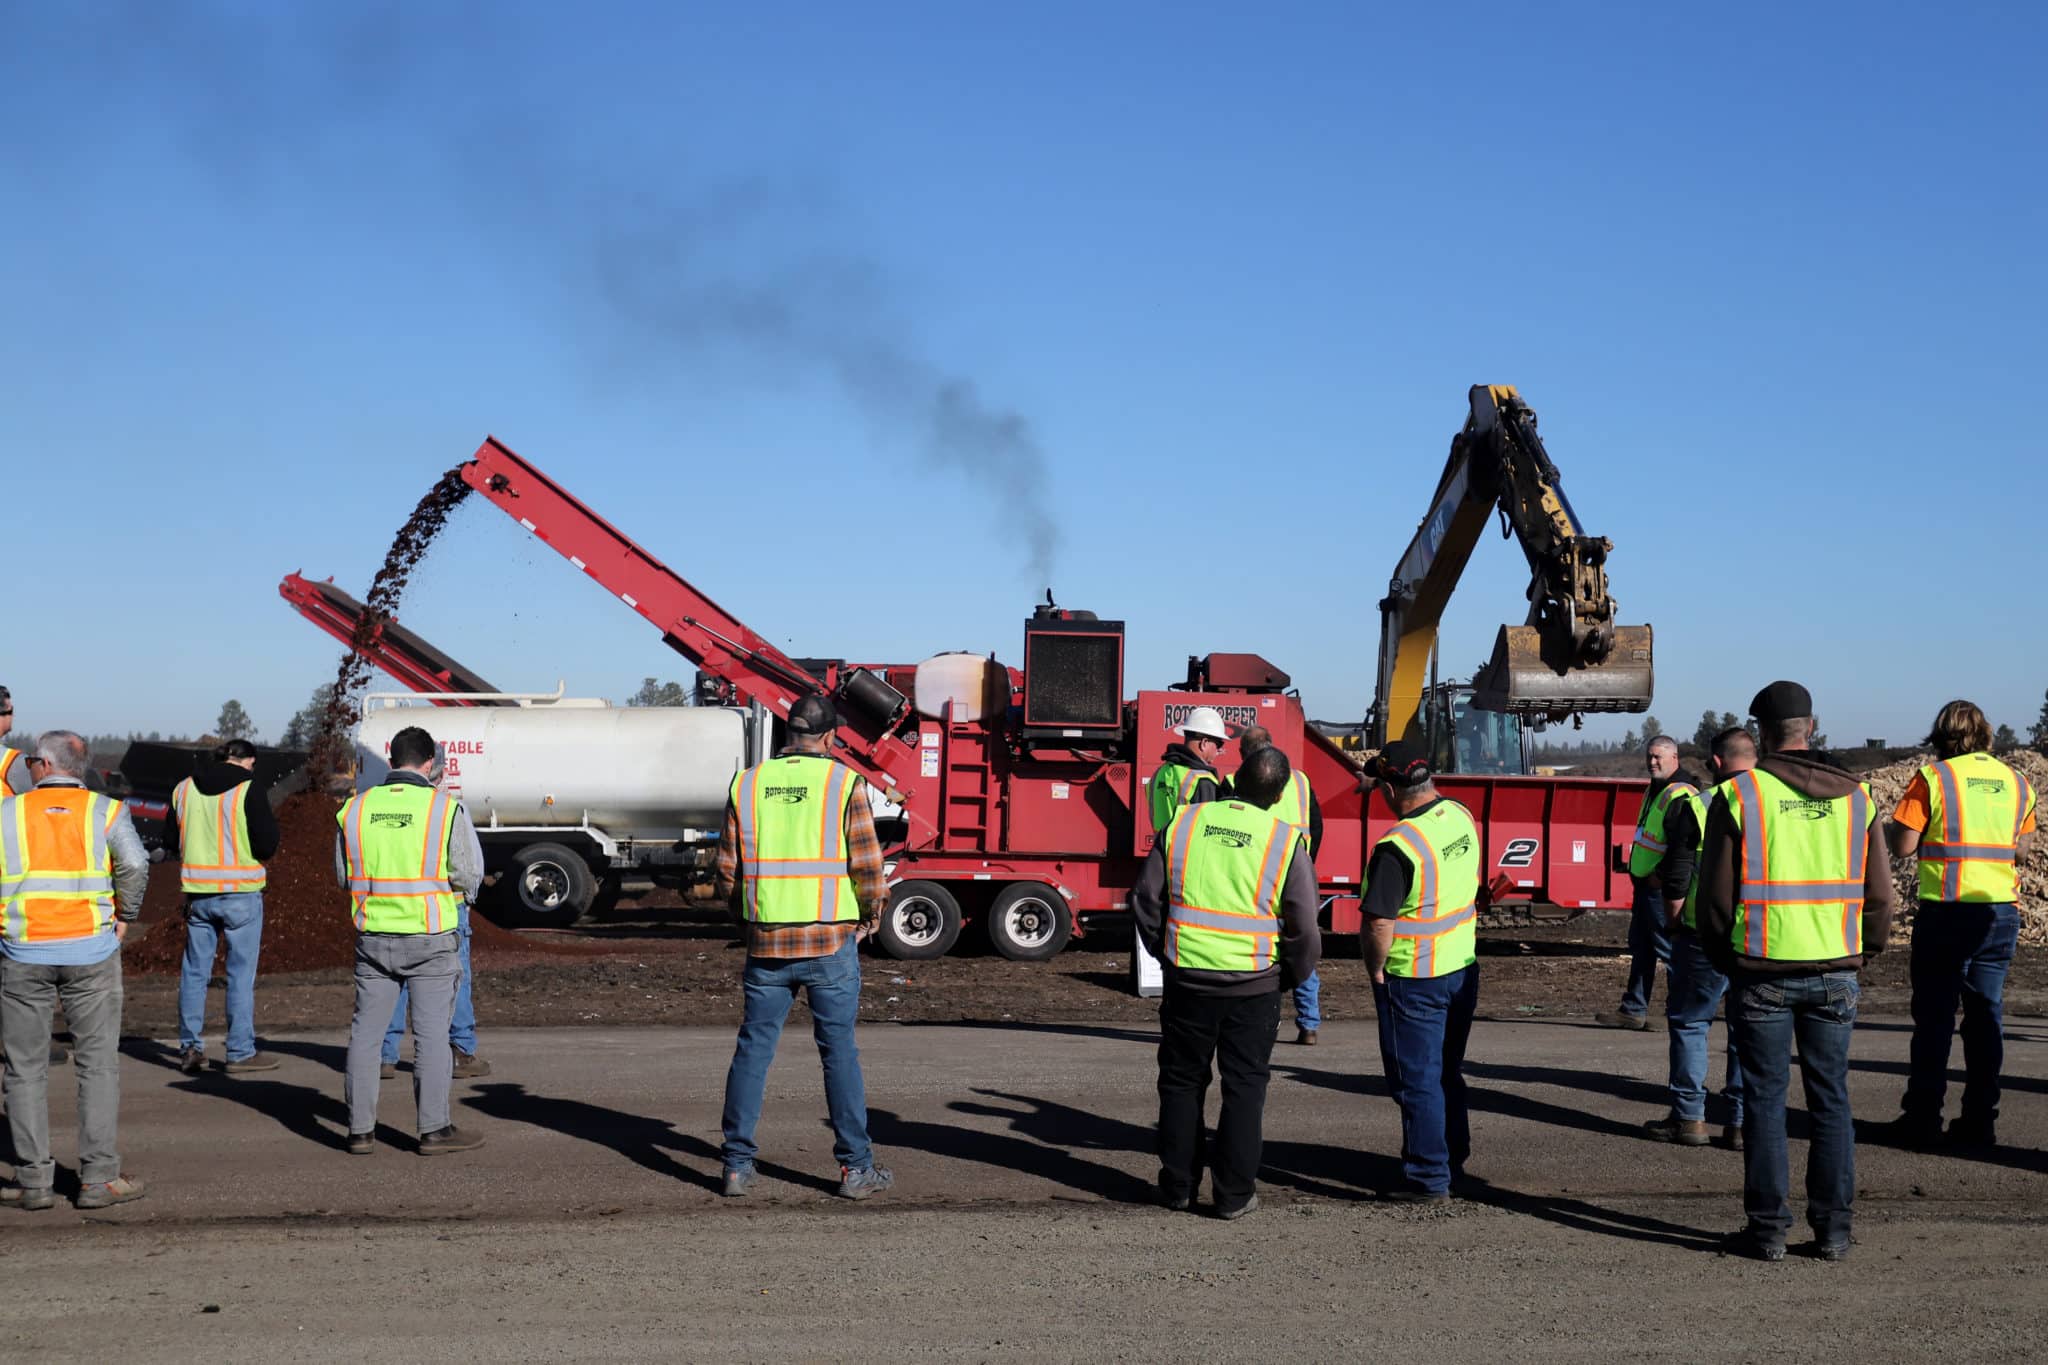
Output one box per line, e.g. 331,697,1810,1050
173,761,281,864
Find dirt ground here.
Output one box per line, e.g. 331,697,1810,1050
117,902,2046,1038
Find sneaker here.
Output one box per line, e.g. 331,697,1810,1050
2,1182,57,1211
453,1050,493,1079
722,1166,758,1198
837,1165,894,1200
1157,1180,1192,1212
1295,1028,1319,1047
1721,1227,1785,1262
1815,1238,1852,1263
1593,1011,1652,1031
177,1047,207,1076
1717,1125,1745,1152
1380,1187,1451,1205
347,1131,376,1157
418,1125,486,1156
379,1061,398,1080
224,1052,281,1074
76,1176,147,1210
1945,1118,1997,1150
1643,1114,1711,1146
1215,1193,1260,1221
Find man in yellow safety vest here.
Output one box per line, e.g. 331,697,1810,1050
715,693,893,1201
171,738,281,1075
1151,706,1229,834
1361,739,1481,1202
1238,724,1324,1045
1597,735,1699,1029
1132,743,1320,1219
1697,681,1894,1262
1882,699,2037,1149
0,731,150,1211
333,724,486,1157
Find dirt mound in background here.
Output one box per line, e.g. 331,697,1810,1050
128,792,586,975
1858,749,2048,946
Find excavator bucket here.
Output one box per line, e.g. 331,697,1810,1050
1469,623,1654,719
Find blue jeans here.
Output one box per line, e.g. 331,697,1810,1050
178,892,264,1061
1728,971,1858,1244
1666,932,1745,1126
1373,965,1478,1195
1616,880,1672,1017
1904,902,2019,1126
720,937,873,1173
1292,970,1321,1031
383,903,476,1061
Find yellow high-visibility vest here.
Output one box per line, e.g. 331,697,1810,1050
336,781,462,934
729,755,859,924
1160,799,1300,972
1376,800,1481,979
1916,753,2035,903
1725,769,1873,961
172,778,267,894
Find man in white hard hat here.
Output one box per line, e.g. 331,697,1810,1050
1152,707,1229,834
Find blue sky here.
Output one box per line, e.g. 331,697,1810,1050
3,2,2042,747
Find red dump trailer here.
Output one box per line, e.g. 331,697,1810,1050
443,437,1646,960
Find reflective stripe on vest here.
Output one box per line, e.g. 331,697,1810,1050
1254,770,1315,863
173,778,267,894
336,782,460,934
1377,800,1480,979
0,748,25,799
1162,800,1297,972
1628,782,1701,878
1918,754,2034,904
0,788,120,943
1150,761,1214,833
730,755,858,924
1727,770,1872,961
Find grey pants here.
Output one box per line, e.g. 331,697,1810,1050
345,932,460,1137
2,951,124,1188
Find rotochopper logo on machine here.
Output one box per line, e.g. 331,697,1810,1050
1161,703,1260,734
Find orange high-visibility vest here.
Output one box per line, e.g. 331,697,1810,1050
0,787,122,943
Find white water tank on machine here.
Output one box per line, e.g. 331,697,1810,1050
353,697,750,840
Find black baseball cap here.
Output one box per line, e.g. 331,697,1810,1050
788,694,839,735
1366,739,1433,787
1749,680,1813,726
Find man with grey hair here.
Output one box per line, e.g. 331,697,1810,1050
1598,734,1699,1029
0,731,150,1210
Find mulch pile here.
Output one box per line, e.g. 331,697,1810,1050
1859,748,2048,946
127,793,586,976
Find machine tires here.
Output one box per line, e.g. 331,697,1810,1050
876,881,963,961
507,842,599,927
987,882,1072,962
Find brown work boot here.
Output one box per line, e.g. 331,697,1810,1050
1594,1011,1653,1031
1718,1125,1745,1152
177,1047,207,1075
1295,1028,1318,1047
418,1125,485,1156
224,1052,281,1074
452,1050,493,1079
379,1061,398,1080
1643,1114,1711,1146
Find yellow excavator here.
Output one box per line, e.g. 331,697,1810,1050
1369,385,1654,774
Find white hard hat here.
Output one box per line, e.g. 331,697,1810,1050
1179,706,1229,742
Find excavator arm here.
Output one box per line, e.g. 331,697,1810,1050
1373,385,1652,748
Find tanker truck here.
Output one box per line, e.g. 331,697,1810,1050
353,692,774,926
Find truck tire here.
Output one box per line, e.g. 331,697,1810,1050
876,881,963,960
987,882,1072,962
509,842,598,927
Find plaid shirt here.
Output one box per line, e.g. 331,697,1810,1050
716,753,887,959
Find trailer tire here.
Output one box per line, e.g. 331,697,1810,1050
987,882,1072,962
876,881,962,960
508,842,598,927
